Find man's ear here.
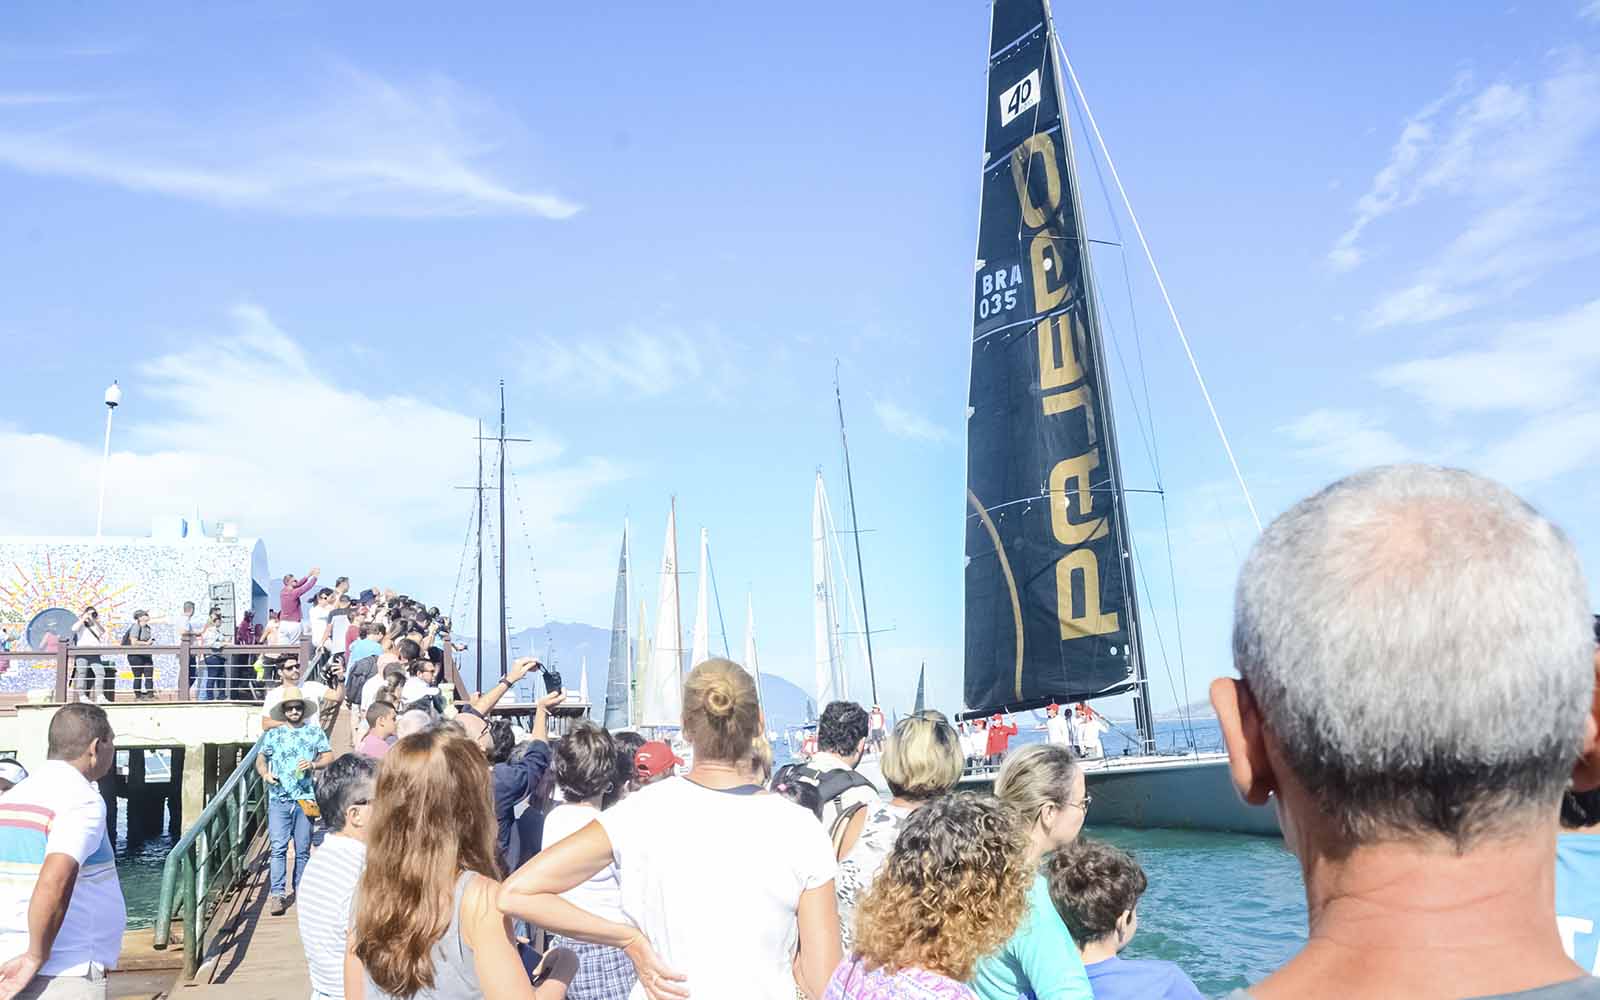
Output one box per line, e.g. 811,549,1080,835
1572,648,1600,793
1211,677,1277,806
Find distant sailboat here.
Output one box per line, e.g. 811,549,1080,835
640,502,684,729
691,528,711,668
913,663,926,716
744,591,765,716
578,655,590,705
812,472,847,707
631,595,648,728
603,522,632,729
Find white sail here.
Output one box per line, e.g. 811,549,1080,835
579,654,589,704
691,528,710,668
631,594,648,728
812,472,846,708
641,503,684,728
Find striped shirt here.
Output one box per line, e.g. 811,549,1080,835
0,761,126,977
297,833,366,1000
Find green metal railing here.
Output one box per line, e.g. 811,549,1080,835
153,740,266,978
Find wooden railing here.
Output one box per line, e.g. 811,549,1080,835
5,641,314,702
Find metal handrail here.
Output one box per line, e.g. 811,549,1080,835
152,738,267,978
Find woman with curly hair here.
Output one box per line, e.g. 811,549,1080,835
828,792,1031,999
347,728,574,1000
834,712,965,952
970,744,1093,1000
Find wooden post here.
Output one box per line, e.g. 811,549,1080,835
177,637,192,701
54,644,69,703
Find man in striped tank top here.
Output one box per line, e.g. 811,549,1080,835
0,703,125,999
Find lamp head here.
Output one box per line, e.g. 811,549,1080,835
104,381,121,409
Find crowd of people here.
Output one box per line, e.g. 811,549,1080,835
3,463,1600,1000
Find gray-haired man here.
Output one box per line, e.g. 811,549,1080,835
1213,464,1600,1000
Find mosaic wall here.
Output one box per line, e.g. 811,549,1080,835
0,538,269,695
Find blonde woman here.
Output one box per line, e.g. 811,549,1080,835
970,743,1093,1000
835,712,964,950
501,659,842,999
827,792,1031,999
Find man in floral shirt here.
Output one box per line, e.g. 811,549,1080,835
254,686,333,915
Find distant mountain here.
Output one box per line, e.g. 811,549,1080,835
455,621,814,731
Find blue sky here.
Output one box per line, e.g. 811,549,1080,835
3,2,1598,720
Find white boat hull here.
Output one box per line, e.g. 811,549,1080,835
959,751,1281,836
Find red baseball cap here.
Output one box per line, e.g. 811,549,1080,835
635,741,684,780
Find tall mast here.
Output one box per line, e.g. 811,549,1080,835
834,366,879,705
498,381,509,680
1046,8,1153,751
476,419,485,692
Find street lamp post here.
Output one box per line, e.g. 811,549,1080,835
95,380,121,540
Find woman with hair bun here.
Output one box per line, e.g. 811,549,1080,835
829,792,1032,999
501,659,842,999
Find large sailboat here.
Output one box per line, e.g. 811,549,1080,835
959,0,1275,834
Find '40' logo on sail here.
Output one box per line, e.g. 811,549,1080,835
998,69,1041,128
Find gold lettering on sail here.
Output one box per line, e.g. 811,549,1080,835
1047,452,1108,546
1028,232,1068,312
1056,548,1120,639
1037,312,1085,390
1010,133,1062,229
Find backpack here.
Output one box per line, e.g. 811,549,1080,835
770,762,876,851
344,654,380,708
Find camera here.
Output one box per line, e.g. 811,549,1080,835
539,664,563,697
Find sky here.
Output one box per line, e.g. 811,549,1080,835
3,2,1599,723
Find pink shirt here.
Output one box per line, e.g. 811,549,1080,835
356,731,393,759
824,960,976,1000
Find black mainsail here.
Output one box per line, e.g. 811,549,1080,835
964,0,1144,718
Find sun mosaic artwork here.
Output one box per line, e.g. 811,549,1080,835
0,538,265,695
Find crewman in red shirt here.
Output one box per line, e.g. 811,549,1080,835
985,711,1019,764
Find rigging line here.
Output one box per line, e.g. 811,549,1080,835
1158,489,1199,747
706,547,732,660
505,466,556,667
1089,254,1161,484
1056,38,1261,533
448,496,476,631
1069,67,1165,490
1122,501,1194,753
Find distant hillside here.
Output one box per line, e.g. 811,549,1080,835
455,621,814,731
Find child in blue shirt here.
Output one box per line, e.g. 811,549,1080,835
1044,839,1204,1000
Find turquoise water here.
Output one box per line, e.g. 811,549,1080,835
1091,825,1306,996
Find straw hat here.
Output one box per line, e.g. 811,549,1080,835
269,686,317,722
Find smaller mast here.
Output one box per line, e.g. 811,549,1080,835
834,364,879,706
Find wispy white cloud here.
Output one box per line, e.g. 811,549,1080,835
1583,0,1600,23
873,399,952,444
1280,408,1418,470
1329,54,1600,327
0,92,93,107
0,304,623,617
523,327,707,397
0,66,579,219
1375,298,1600,415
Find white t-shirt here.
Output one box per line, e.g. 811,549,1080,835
1079,717,1108,754
541,802,624,923
1045,714,1071,747
399,676,437,706
597,777,835,1000
360,673,391,711
0,761,126,976
263,681,330,722
308,605,333,648
297,834,366,1000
